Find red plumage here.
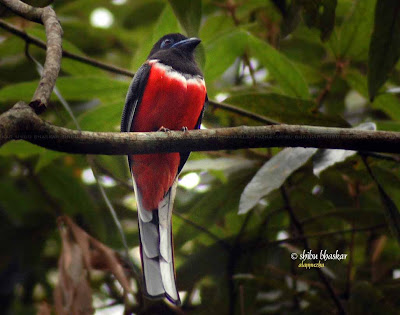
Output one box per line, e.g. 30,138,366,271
130,61,206,210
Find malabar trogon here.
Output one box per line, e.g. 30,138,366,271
121,33,207,304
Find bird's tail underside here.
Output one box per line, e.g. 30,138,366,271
133,179,180,305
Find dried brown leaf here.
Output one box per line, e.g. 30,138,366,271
54,219,93,315
54,216,133,314
372,235,387,263
37,301,52,315
89,237,132,293
64,216,132,293
59,216,132,288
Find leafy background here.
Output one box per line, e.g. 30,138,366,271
1,0,400,314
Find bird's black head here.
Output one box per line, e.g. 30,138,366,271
148,33,202,76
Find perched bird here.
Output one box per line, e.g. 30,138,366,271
121,33,207,304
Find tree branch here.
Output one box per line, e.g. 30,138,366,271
265,223,387,246
30,7,62,113
1,0,43,22
1,19,135,77
0,1,63,113
2,102,400,155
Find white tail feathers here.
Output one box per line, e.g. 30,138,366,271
134,178,180,304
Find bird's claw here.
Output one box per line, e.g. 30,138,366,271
158,126,170,132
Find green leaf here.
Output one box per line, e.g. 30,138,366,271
292,61,324,85
122,0,165,29
302,0,338,41
239,148,318,214
177,241,229,290
281,1,302,37
247,34,310,99
55,77,129,103
0,141,44,158
368,0,400,100
130,4,181,70
0,141,63,173
225,93,348,126
204,29,247,83
0,37,24,59
199,14,235,43
152,4,181,44
369,166,400,244
372,94,400,121
77,101,123,132
337,0,376,59
318,0,337,41
0,77,129,104
27,28,105,77
0,80,37,104
0,178,43,224
38,165,103,235
167,0,201,37
35,150,64,173
350,282,396,314
376,121,400,131
346,69,400,120
174,168,256,246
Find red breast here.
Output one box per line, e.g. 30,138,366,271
130,60,206,210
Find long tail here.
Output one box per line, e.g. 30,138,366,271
133,179,180,304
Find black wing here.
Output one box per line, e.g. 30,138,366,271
121,63,151,133
121,63,151,170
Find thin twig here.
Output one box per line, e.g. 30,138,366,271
208,100,279,125
314,76,334,110
314,60,348,110
173,211,231,250
228,211,253,314
223,0,257,86
300,209,350,225
0,18,134,77
346,218,356,298
280,187,346,314
265,223,387,247
243,53,257,86
265,265,326,290
93,162,132,190
239,284,245,315
346,181,360,298
365,152,400,162
287,195,300,311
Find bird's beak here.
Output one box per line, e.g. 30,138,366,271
171,37,201,51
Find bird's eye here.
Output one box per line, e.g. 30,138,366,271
161,39,173,48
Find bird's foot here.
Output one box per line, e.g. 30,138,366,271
181,126,189,132
158,126,170,132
